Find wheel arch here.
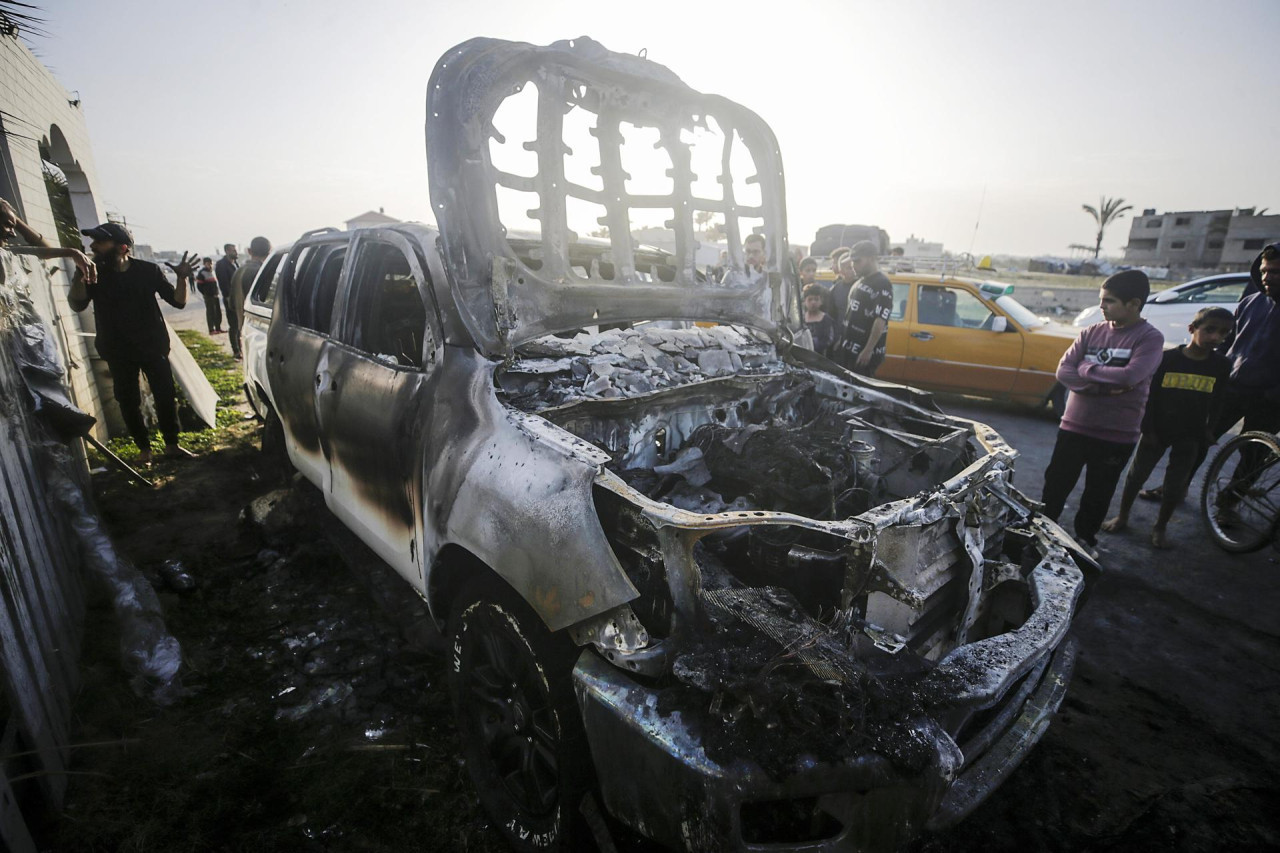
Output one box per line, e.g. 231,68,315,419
427,543,515,629
251,379,273,419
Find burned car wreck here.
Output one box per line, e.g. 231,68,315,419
263,36,1093,852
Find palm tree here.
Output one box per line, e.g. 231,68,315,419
0,2,45,38
1082,196,1134,259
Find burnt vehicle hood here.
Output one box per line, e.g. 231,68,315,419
426,36,794,357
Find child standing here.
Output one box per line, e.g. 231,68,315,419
1102,307,1233,547
802,282,838,357
1041,270,1165,556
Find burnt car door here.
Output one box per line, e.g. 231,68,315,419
319,230,443,585
267,237,351,488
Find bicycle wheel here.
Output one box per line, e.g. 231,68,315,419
1201,430,1280,553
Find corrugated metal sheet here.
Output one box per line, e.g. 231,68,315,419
0,249,86,853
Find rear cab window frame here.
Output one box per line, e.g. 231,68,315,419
249,249,290,310
282,236,353,336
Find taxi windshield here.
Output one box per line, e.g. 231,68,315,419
995,294,1047,328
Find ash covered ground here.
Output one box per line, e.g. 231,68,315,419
47,398,1280,852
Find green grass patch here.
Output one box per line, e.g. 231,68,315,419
176,329,242,398
93,331,253,461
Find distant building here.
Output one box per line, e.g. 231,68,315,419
890,234,944,258
1220,213,1280,272
345,207,401,230
1123,208,1277,271
631,226,722,266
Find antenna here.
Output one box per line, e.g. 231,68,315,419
968,184,986,256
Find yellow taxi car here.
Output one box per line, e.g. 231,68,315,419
819,271,1078,411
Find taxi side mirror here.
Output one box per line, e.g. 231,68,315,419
990,316,1008,333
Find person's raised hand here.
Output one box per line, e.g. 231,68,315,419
0,198,18,240
68,248,96,284
166,250,198,280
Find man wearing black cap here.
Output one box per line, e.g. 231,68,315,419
68,222,199,464
833,240,893,376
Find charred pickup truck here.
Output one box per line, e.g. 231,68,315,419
263,37,1094,852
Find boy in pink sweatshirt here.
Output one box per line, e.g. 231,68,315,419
1041,270,1165,554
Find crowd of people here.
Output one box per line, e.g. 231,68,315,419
781,237,1280,555
1043,247,1279,555
3,195,1278,550
776,239,896,378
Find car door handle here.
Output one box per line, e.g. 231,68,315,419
910,331,934,341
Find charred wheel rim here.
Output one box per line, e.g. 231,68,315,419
458,602,561,816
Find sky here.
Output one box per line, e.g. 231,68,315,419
26,0,1280,259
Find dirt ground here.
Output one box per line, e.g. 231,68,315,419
41,388,1280,851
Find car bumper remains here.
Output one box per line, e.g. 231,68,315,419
572,518,1085,852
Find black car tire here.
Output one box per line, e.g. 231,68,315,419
260,406,293,484
447,578,593,852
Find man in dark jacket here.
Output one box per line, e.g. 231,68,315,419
1208,243,1280,434
68,222,198,464
227,236,271,339
195,256,223,334
215,243,241,358
1146,241,1280,504
825,247,853,320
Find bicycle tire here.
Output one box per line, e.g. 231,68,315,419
1200,430,1280,553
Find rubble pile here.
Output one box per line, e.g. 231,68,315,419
237,545,429,726
60,469,502,850
614,396,880,519
499,324,781,410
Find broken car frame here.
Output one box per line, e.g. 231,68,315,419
262,36,1094,852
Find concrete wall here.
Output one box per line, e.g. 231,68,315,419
0,32,109,440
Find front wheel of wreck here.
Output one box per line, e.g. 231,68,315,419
447,579,594,852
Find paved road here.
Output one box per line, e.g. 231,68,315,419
925,394,1279,849
162,291,226,338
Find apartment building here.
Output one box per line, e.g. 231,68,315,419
1123,207,1277,271
1220,212,1280,271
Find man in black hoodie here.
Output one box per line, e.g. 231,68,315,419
1144,241,1280,503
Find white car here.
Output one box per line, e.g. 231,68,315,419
1073,272,1252,344
241,241,297,418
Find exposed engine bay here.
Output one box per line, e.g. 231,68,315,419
497,325,1083,798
